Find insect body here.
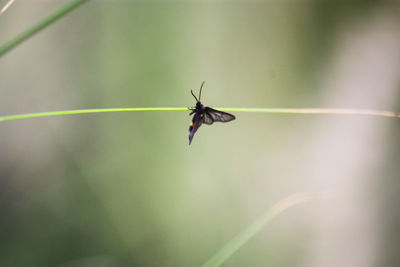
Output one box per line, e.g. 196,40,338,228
188,82,235,145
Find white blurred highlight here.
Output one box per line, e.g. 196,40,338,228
0,0,16,16
305,8,400,267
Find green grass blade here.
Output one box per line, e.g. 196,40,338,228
0,107,399,123
0,0,88,57
202,192,324,267
0,107,188,122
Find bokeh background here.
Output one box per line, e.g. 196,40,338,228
1,0,400,266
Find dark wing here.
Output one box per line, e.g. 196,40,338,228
203,107,235,125
189,112,203,145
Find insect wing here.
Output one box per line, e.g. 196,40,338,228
189,112,203,145
204,107,235,124
202,111,214,125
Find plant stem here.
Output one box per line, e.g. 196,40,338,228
202,192,324,267
0,107,399,123
0,0,88,57
217,108,400,118
0,107,188,122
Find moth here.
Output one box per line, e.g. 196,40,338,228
188,82,235,145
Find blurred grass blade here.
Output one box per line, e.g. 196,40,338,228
0,0,16,16
0,0,88,57
202,192,323,267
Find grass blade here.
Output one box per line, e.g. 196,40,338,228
0,0,88,57
217,108,400,119
202,192,324,267
0,107,188,122
0,107,399,123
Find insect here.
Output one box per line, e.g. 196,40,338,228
188,82,235,145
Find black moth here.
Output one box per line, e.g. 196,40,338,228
188,82,235,145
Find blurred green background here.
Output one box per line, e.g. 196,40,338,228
1,0,400,266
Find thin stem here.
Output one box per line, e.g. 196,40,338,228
202,192,325,267
217,108,400,119
0,0,88,57
0,107,399,123
0,108,188,122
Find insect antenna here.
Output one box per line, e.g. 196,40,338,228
191,90,199,102
199,81,205,101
